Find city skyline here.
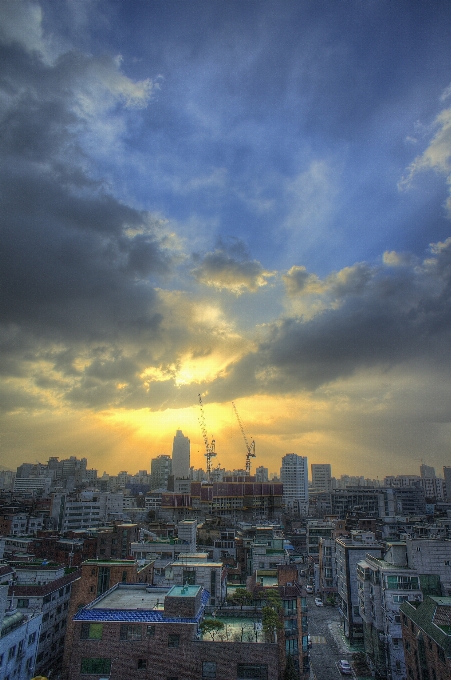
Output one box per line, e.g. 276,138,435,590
2,2,451,476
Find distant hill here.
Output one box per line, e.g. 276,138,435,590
0,465,13,471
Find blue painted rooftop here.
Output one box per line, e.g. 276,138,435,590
73,584,209,624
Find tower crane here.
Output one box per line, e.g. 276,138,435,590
198,394,216,480
232,401,256,475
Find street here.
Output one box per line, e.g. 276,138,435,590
306,595,354,680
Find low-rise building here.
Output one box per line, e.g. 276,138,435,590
65,582,280,680
0,584,42,680
400,595,451,680
8,562,80,678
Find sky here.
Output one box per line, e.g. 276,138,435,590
1,0,451,478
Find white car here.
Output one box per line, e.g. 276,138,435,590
338,660,352,675
314,597,323,607
305,585,314,593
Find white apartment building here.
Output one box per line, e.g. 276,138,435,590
0,585,42,680
357,543,423,680
311,464,332,493
50,491,127,531
280,454,308,515
335,532,384,643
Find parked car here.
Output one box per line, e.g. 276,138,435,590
305,585,314,593
338,660,352,675
314,597,323,607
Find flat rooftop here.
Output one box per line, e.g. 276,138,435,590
74,584,210,624
91,586,168,610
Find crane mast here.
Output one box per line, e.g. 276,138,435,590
198,394,216,480
232,401,256,475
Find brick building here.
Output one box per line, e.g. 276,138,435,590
63,557,154,677
401,596,451,680
65,582,279,680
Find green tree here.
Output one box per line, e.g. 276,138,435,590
199,618,225,640
265,589,282,612
262,605,283,642
230,588,253,609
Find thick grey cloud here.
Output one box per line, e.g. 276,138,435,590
207,240,451,399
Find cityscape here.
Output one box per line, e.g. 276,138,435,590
2,1,451,680
0,432,451,679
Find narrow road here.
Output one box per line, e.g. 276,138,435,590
307,596,354,680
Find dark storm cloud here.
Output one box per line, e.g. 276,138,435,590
0,15,177,411
0,40,168,332
207,240,451,399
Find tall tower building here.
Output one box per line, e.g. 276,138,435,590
280,453,308,515
311,463,332,492
172,429,190,479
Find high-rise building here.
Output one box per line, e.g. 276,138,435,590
280,453,308,514
311,463,332,492
420,463,436,478
172,429,190,479
150,455,172,489
255,465,269,482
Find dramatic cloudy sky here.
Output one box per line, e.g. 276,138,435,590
2,0,451,478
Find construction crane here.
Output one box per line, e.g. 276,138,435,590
198,394,216,480
232,401,256,475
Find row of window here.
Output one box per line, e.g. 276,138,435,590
80,658,268,678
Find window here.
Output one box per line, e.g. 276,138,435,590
26,657,33,671
59,588,64,597
202,661,217,678
237,664,268,679
17,598,29,608
146,625,155,637
43,594,51,604
66,584,71,594
80,623,103,640
283,600,297,615
28,632,36,646
137,659,147,670
168,634,180,647
57,605,62,615
0,653,3,666
8,646,16,660
120,624,142,641
80,658,111,675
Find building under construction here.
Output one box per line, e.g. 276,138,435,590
160,481,283,522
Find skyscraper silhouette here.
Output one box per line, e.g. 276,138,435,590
172,429,190,479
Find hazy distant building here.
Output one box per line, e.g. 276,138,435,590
311,463,332,492
280,453,308,514
255,465,269,482
420,464,436,479
444,466,451,501
150,455,172,490
172,429,190,479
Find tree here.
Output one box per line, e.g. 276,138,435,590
265,589,282,612
199,618,225,640
230,588,253,609
262,605,283,642
283,655,300,680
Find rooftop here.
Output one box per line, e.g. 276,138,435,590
74,583,209,624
